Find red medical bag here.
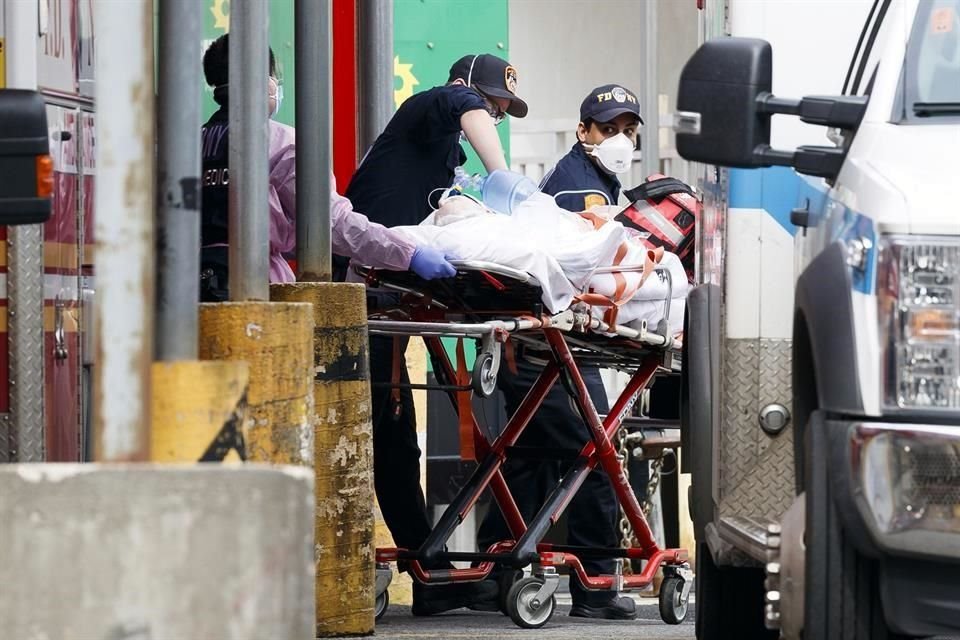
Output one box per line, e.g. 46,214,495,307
617,174,699,281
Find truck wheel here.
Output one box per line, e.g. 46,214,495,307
695,542,778,640
804,413,912,640
681,286,718,541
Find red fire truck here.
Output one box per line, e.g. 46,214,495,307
0,0,95,463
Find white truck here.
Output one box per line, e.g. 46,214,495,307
676,1,960,639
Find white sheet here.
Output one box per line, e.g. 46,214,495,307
396,193,688,335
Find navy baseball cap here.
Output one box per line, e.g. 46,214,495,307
580,84,643,125
448,54,529,118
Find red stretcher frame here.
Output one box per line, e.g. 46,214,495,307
365,262,689,596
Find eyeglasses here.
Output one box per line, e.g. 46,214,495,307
486,102,505,126
479,92,505,126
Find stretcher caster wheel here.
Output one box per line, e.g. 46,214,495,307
658,575,689,624
472,351,497,397
497,569,524,615
375,589,389,620
506,576,556,629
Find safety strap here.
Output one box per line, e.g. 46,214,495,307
504,339,519,375
390,337,403,419
479,270,507,291
576,246,666,327
455,338,476,461
604,243,630,326
577,210,609,230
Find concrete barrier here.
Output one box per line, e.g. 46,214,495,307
0,464,314,639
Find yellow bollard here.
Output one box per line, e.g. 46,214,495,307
271,282,374,637
198,302,314,467
151,360,251,462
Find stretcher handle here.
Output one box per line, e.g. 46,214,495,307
367,318,541,338
447,260,534,284
654,266,674,336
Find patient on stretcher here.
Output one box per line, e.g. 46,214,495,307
391,192,688,336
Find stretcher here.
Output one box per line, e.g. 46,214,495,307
358,260,691,629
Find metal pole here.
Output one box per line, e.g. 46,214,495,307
93,0,154,462
229,0,270,300
295,0,332,282
642,0,660,177
156,0,202,360
358,0,394,154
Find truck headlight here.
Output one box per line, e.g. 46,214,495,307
852,424,960,553
877,237,960,410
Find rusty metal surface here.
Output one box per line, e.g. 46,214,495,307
92,0,154,461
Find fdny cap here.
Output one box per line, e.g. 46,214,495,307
580,84,643,125
448,54,529,118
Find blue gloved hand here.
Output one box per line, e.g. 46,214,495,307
410,246,457,280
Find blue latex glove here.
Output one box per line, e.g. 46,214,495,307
410,246,457,280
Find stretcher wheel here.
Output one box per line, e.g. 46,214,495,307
374,589,389,620
658,575,688,624
472,351,497,397
506,576,556,629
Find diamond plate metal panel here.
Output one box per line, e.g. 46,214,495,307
0,413,11,463
8,224,46,462
719,338,795,521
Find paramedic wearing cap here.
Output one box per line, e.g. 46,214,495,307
476,84,643,621
540,83,642,211
343,53,526,232
340,53,528,616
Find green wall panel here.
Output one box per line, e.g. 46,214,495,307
395,0,511,372
394,0,511,173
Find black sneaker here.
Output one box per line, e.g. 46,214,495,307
411,580,499,616
569,595,638,620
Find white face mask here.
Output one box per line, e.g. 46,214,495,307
583,133,635,175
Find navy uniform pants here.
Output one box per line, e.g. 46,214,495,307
370,333,434,553
477,354,619,604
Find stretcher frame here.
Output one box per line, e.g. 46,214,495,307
358,260,691,628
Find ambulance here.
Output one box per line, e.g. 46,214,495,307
677,1,960,638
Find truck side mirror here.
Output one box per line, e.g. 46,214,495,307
675,37,868,181
0,89,54,225
676,37,772,168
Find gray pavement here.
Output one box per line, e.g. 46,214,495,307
373,598,695,639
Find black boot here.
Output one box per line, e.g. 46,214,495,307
411,580,499,616
569,594,638,620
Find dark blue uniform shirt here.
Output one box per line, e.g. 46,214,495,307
344,84,486,228
540,142,621,212
200,107,230,246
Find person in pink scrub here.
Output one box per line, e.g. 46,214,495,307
199,34,454,300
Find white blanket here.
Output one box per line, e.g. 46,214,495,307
395,193,688,335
